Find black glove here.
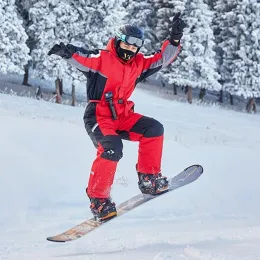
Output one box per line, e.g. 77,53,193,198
48,42,74,59
170,12,186,42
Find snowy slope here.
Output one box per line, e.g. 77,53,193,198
1,89,260,260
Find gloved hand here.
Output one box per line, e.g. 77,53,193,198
48,42,75,59
170,12,186,42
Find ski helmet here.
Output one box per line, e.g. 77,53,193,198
115,24,144,49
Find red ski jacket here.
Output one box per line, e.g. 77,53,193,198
68,38,180,118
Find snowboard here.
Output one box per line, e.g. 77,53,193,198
47,164,203,242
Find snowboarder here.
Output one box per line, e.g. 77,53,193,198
48,12,185,221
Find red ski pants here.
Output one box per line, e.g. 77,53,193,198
84,104,164,198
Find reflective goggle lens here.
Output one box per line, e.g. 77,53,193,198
121,35,143,48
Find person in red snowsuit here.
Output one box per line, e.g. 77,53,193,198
48,12,185,221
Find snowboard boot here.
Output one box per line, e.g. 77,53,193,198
89,197,117,222
138,172,169,195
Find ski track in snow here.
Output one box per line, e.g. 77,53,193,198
1,89,260,260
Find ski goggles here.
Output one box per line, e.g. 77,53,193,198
120,34,144,48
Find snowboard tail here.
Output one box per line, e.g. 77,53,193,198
47,164,203,242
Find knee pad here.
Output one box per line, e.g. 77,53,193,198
130,117,164,138
143,118,164,137
100,135,123,162
101,148,123,161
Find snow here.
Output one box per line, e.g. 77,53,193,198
1,88,260,260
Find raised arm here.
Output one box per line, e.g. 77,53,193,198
136,12,185,82
137,40,180,82
48,43,100,71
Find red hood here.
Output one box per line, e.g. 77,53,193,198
106,38,135,64
106,38,117,54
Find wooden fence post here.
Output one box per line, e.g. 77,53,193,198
55,77,62,104
246,97,257,113
187,86,192,104
71,84,76,106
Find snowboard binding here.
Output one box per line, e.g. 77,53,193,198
89,197,117,222
138,172,169,195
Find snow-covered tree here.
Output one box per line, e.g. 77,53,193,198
229,0,260,98
166,0,221,91
154,0,186,86
0,0,30,74
28,0,79,81
15,0,38,85
66,0,127,50
155,0,176,44
214,0,260,100
28,0,127,83
122,0,157,53
213,0,238,95
204,0,214,9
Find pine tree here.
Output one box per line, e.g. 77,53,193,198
165,0,221,92
28,0,127,83
28,0,78,81
0,0,30,74
154,0,187,86
82,0,127,49
213,0,238,95
155,0,187,43
155,0,175,44
122,0,157,53
214,0,260,100
229,0,260,99
15,0,38,84
204,0,214,9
